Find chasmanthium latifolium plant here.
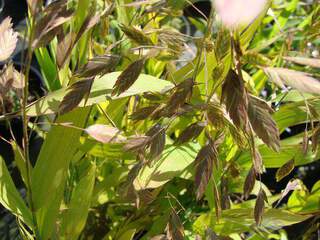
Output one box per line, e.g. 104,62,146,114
0,0,319,239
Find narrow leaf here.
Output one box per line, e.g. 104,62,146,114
276,159,295,182
0,156,33,227
60,163,96,240
32,108,90,239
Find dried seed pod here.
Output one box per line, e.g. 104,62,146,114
276,159,295,182
59,78,94,115
120,24,153,46
112,58,145,96
175,122,205,145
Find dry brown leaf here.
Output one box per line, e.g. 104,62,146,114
0,17,18,62
0,64,25,97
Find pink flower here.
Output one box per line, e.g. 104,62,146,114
214,0,268,28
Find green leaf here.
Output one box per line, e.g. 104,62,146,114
23,72,173,117
12,142,29,188
31,108,91,239
237,135,320,169
0,156,33,228
133,142,200,190
60,162,96,240
193,208,311,235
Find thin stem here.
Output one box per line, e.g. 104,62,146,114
192,7,215,82
21,12,40,238
97,104,117,128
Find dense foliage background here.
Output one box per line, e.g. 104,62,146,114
0,0,319,239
